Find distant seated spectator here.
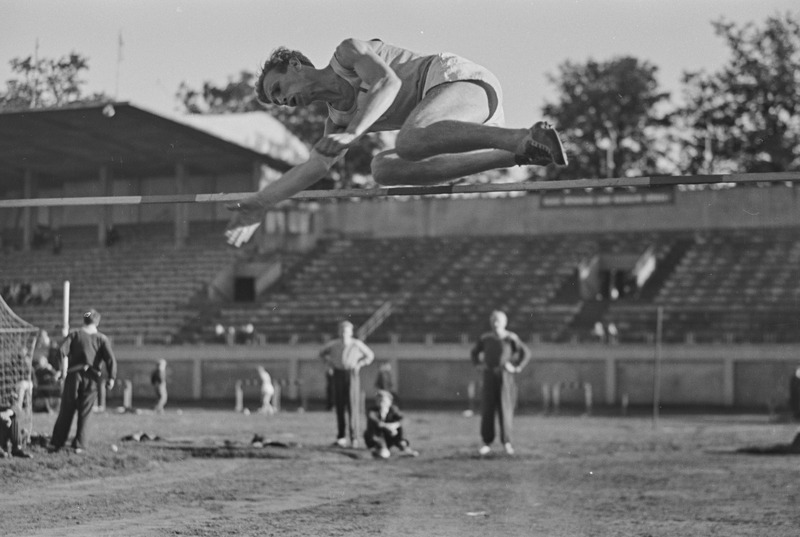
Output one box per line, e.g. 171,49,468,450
33,356,60,414
592,321,606,343
238,323,256,345
213,323,225,344
375,361,396,400
105,225,120,247
34,356,58,387
5,282,22,305
226,326,236,346
46,335,63,370
23,281,53,305
0,406,32,459
607,322,619,345
1,381,33,458
32,224,51,249
52,230,62,254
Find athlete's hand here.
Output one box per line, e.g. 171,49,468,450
503,362,520,374
106,379,115,390
224,197,267,248
314,132,359,157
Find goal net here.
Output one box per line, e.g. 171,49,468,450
0,294,40,441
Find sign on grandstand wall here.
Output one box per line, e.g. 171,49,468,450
540,187,674,208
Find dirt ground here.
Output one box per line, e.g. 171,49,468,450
2,407,799,536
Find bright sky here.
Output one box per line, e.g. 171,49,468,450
2,0,797,128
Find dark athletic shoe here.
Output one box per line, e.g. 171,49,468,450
516,121,568,167
11,448,32,459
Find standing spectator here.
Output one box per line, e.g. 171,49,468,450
51,229,62,254
375,361,397,403
240,323,256,345
225,326,237,346
790,365,800,421
470,310,531,456
213,323,226,343
151,359,168,413
48,309,117,453
363,390,418,459
257,365,276,415
606,322,619,345
46,331,63,370
33,356,59,414
591,321,606,343
375,361,395,393
319,321,374,448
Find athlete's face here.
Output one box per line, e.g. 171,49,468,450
261,59,314,107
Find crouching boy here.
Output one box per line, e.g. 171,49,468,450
364,390,418,459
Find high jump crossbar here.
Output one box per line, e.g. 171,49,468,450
0,172,798,208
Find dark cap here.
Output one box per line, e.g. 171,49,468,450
83,309,101,325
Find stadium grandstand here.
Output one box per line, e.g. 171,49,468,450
1,103,799,412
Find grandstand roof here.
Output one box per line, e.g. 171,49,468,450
0,102,303,188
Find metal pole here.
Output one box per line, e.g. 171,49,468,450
62,280,70,338
653,306,663,429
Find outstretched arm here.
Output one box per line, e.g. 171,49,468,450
224,150,340,247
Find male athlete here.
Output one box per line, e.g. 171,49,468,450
225,38,568,246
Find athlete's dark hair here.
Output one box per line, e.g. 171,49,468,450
255,47,314,104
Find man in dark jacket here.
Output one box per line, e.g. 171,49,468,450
48,309,117,453
471,310,531,456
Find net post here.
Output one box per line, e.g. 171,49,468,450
62,281,70,338
653,306,664,429
234,380,244,412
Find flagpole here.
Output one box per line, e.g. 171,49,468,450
115,30,123,99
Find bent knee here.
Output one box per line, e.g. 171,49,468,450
394,132,426,162
371,152,404,186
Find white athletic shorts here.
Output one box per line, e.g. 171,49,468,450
422,53,506,127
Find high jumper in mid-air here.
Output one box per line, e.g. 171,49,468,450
226,37,568,246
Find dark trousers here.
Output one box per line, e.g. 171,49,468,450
0,412,22,453
481,370,517,445
50,372,98,449
332,369,361,442
790,378,800,420
364,424,409,451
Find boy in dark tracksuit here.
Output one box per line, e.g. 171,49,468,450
49,309,117,453
364,390,418,459
471,310,531,456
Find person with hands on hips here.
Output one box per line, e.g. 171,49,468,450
471,310,531,456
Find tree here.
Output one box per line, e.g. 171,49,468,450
0,52,110,112
542,56,671,180
176,72,383,187
676,12,800,174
